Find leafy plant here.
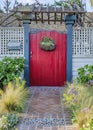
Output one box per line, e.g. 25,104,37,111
63,2,69,8
6,113,19,129
0,114,19,130
0,57,25,88
55,0,82,8
74,0,81,4
0,78,29,114
41,37,53,43
40,36,56,51
77,64,93,84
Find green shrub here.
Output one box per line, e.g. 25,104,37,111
0,78,29,114
0,114,19,130
77,64,93,84
6,113,19,129
63,83,93,129
0,57,25,88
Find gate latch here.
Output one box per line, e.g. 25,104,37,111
30,51,32,58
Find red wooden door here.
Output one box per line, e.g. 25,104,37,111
30,31,66,86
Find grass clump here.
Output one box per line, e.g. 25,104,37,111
0,78,29,114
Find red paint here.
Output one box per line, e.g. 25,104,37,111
30,31,66,86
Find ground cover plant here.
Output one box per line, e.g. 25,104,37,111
0,114,19,130
0,57,25,89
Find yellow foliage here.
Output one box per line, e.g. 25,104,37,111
75,107,93,128
0,89,3,96
90,0,93,7
0,79,29,114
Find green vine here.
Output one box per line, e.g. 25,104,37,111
55,0,83,8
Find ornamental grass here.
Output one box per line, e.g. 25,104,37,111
0,78,29,114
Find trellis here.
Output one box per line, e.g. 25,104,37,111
73,28,93,56
0,27,93,57
0,27,24,57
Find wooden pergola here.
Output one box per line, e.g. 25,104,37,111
15,2,86,25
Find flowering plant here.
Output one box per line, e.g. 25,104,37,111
63,83,93,129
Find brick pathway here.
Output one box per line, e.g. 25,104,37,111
17,87,78,130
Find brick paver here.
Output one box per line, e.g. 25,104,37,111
17,87,78,130
28,89,63,118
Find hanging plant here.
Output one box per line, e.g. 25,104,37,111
40,36,56,51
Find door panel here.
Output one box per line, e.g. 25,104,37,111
30,31,66,86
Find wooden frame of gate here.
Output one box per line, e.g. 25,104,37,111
14,1,86,86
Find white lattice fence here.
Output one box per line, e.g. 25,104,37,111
0,27,93,58
73,28,93,56
0,27,24,57
72,28,93,79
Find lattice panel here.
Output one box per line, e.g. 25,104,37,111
0,27,24,56
73,28,93,56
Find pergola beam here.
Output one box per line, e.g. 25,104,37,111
13,4,86,25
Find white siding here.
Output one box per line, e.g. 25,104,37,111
72,57,93,79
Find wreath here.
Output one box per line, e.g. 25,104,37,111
40,36,56,51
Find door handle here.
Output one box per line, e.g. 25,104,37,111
30,51,32,58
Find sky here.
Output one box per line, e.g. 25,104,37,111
0,0,93,12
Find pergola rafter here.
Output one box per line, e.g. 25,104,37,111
14,2,86,25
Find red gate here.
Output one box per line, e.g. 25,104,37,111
30,31,66,86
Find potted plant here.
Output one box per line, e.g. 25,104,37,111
40,36,56,51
